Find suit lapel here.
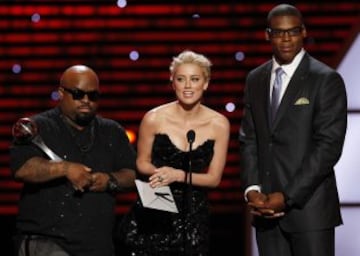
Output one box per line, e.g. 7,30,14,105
254,63,272,131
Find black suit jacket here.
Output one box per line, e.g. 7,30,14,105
239,53,347,232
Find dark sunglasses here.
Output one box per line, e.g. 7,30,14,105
266,26,303,38
61,87,100,102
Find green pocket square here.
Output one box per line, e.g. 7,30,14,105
294,97,309,105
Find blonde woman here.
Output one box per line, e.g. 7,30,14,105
120,50,230,255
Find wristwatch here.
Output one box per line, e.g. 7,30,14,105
106,173,121,193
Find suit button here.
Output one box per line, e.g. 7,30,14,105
266,171,270,176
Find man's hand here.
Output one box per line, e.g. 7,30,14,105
247,190,274,216
64,162,92,192
247,191,286,219
265,192,286,212
88,172,109,192
259,192,286,219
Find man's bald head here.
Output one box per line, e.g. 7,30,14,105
60,65,99,89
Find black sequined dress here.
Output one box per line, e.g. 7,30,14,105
120,134,215,256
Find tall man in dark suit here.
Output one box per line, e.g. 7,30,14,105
239,4,347,256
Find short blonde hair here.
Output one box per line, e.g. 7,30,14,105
169,50,212,81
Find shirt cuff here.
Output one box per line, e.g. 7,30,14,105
244,185,261,202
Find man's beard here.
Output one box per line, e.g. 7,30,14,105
74,112,95,127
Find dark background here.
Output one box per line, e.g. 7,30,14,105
0,1,359,255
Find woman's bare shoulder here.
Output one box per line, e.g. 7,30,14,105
142,102,175,123
203,106,230,130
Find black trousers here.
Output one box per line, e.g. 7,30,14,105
255,223,335,256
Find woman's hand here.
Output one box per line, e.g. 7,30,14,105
149,166,184,188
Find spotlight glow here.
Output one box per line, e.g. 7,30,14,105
12,64,22,74
51,91,60,101
126,129,136,144
225,102,236,112
235,51,245,61
117,0,127,8
129,51,139,61
31,13,41,23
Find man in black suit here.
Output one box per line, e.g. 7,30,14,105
239,4,347,256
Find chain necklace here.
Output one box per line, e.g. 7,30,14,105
61,115,96,153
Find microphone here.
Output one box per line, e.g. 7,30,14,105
186,130,195,144
185,129,195,255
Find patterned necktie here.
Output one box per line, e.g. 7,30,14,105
270,67,285,123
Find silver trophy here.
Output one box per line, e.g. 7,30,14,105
12,117,62,162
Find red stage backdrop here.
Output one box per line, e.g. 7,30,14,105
0,1,359,216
